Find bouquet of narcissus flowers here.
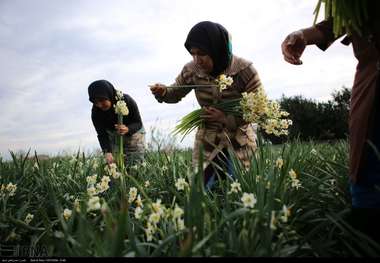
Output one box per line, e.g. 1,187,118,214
313,0,372,37
114,90,129,170
173,84,292,140
240,88,293,136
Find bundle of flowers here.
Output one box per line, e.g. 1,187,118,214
313,0,371,37
172,79,292,139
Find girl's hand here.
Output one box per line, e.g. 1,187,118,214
201,107,227,125
115,124,129,135
149,84,167,97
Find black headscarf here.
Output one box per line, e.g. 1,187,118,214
184,21,232,77
88,80,117,104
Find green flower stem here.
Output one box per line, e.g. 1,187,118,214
313,0,369,37
168,84,218,89
172,99,243,140
117,113,128,203
117,114,125,172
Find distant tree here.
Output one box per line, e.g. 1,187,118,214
264,86,351,144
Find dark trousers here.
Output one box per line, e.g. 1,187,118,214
349,77,380,243
204,148,233,187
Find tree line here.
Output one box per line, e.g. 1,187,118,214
264,86,351,144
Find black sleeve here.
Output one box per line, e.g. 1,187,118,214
91,109,113,153
123,95,143,135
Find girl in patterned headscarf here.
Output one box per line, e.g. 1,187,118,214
150,21,264,188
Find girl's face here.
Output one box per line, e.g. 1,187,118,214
190,47,213,74
94,98,112,111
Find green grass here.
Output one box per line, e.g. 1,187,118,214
1,138,379,257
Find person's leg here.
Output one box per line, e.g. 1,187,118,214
204,149,232,190
350,160,380,244
124,132,146,167
349,82,380,244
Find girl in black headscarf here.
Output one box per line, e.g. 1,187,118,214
150,21,264,189
88,80,145,166
184,21,233,77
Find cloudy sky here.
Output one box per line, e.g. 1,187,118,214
0,0,357,159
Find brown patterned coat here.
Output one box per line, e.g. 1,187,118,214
155,55,263,170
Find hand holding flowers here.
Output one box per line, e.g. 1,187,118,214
114,124,129,135
201,107,227,125
173,79,293,139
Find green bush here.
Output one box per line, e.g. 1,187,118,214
264,87,351,144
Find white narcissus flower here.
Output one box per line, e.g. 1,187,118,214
280,111,290,117
280,119,289,129
86,174,98,186
270,211,277,230
291,179,302,190
25,213,34,225
92,160,99,170
151,199,164,215
115,100,129,116
5,183,17,197
87,196,101,212
240,87,292,138
228,181,242,194
74,198,81,213
112,171,121,179
87,186,97,196
128,187,138,203
175,178,189,191
144,180,150,187
105,163,121,179
175,218,185,232
216,74,234,92
63,209,72,221
105,163,117,172
241,193,257,209
163,207,172,220
96,176,111,193
135,194,143,208
276,158,284,169
116,90,124,101
33,162,39,170
172,205,184,220
134,206,143,220
289,169,297,180
280,205,291,223
145,222,155,242
289,169,302,190
148,212,161,225
329,179,337,187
